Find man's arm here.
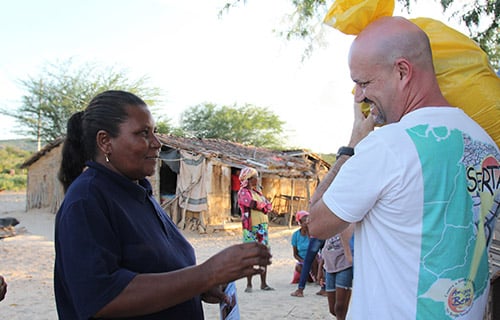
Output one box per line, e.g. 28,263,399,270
308,103,375,239
310,155,351,207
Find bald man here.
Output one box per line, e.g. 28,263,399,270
309,17,500,319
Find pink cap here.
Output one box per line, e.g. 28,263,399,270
295,210,310,223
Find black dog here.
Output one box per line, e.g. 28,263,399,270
0,217,20,228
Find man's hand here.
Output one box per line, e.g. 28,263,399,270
348,102,375,147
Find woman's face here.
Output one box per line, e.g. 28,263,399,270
106,105,161,180
248,175,258,188
300,216,309,228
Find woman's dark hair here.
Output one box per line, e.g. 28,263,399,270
58,90,146,192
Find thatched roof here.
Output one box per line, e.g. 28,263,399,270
157,135,329,179
21,135,330,178
20,137,64,169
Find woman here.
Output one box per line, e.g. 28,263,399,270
290,211,320,292
54,90,272,320
237,167,274,292
291,211,310,282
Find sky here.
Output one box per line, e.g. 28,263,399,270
0,0,468,153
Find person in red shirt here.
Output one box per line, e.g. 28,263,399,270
231,168,241,217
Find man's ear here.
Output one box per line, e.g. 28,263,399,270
395,58,413,88
395,58,411,83
96,130,111,155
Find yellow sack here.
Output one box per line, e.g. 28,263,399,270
323,0,394,35
412,17,500,148
324,0,500,148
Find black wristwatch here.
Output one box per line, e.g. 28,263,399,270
337,146,354,158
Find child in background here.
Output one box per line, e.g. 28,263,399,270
317,225,354,320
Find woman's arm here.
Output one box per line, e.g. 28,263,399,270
238,188,253,231
339,224,354,265
317,257,325,286
95,242,272,318
292,245,303,263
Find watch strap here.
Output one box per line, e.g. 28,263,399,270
337,146,354,158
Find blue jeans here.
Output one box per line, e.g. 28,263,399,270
325,267,353,291
298,238,325,289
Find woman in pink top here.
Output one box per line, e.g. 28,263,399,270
238,167,274,292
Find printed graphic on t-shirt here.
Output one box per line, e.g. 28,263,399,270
325,236,341,251
407,125,500,319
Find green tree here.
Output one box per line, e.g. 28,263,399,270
454,0,499,69
0,145,30,191
1,59,163,149
156,117,174,135
318,152,336,165
180,103,285,148
0,146,30,174
221,0,499,68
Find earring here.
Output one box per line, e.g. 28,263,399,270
105,154,110,163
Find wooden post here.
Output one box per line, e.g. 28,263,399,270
171,198,179,224
178,188,193,230
288,179,295,228
198,210,207,234
305,179,311,210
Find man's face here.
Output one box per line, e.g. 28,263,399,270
349,48,402,125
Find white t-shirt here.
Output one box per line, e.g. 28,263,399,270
323,107,500,319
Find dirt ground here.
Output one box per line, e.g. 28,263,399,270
0,191,334,319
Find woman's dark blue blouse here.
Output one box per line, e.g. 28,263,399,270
54,161,203,319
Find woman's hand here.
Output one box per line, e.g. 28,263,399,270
201,285,229,304
317,269,325,287
202,242,272,285
256,201,272,214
